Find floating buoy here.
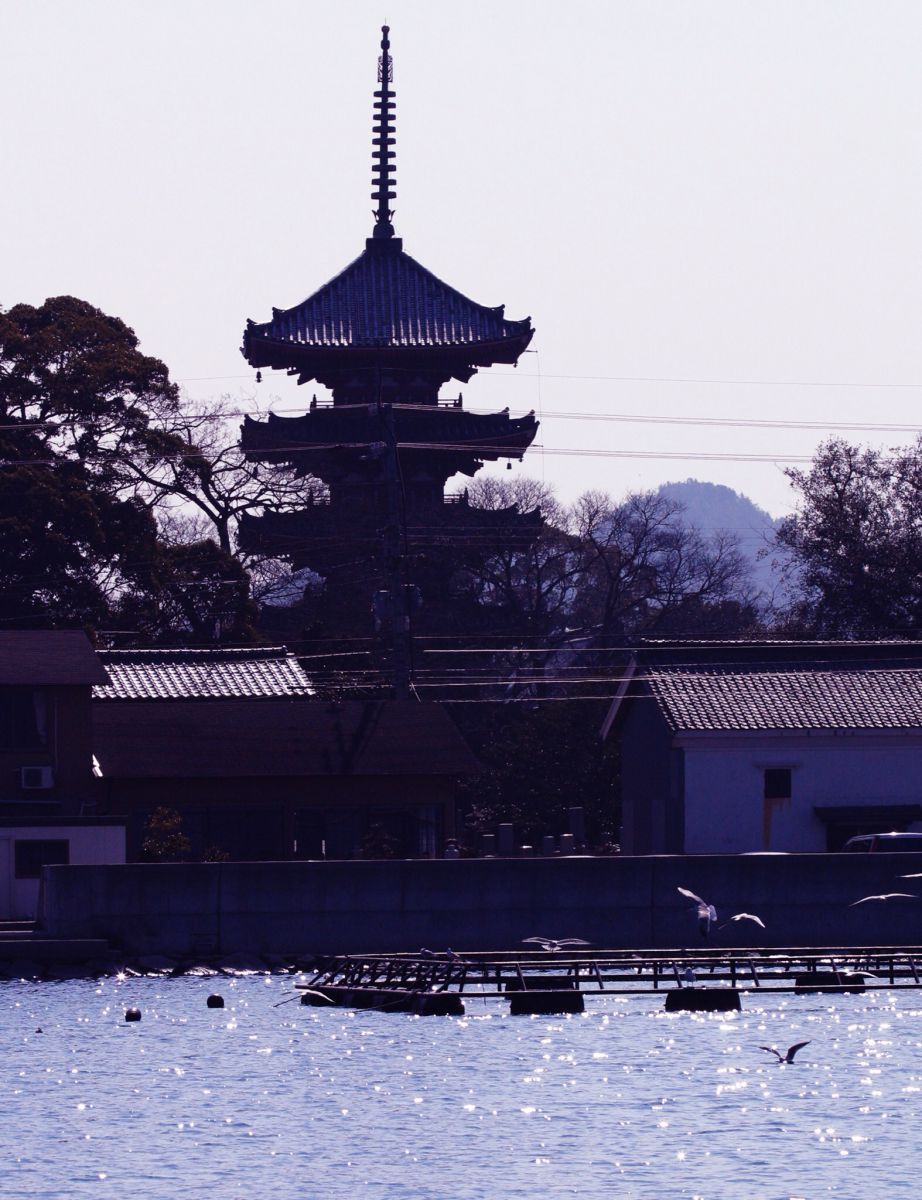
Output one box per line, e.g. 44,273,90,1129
125,1008,142,1022
206,994,225,1009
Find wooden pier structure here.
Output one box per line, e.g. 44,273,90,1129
296,946,922,1015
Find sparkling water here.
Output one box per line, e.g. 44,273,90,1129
2,974,920,1199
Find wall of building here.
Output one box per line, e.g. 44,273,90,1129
0,822,125,920
619,696,681,854
681,733,922,853
40,852,922,956
0,686,97,815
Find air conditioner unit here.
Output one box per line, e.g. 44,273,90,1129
20,766,54,791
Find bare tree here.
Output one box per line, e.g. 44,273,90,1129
453,476,577,640
458,480,754,645
107,394,322,558
570,489,753,641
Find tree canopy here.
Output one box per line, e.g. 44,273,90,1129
0,296,255,639
777,437,922,637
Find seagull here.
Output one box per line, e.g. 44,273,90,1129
718,912,766,931
677,887,717,936
760,1040,810,1064
849,893,918,906
296,988,336,1005
522,937,591,953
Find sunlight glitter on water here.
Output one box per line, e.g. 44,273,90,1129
1,977,922,1198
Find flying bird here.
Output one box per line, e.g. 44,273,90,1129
717,912,766,930
677,887,717,936
849,893,918,906
760,1040,810,1064
522,937,591,953
297,988,336,1005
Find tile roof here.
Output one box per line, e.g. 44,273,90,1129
0,631,109,685
242,242,532,360
94,647,313,701
241,405,538,460
647,666,922,732
92,700,481,777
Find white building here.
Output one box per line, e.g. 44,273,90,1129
603,642,922,854
0,818,125,920
0,631,126,920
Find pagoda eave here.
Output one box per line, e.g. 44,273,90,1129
240,408,539,465
241,329,534,383
239,499,543,568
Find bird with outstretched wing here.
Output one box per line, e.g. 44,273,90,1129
760,1041,810,1064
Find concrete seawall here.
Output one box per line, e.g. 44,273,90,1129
40,854,922,957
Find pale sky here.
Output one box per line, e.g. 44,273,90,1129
4,0,922,518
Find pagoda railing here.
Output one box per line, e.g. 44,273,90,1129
286,397,464,412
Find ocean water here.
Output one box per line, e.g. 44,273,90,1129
2,973,921,1199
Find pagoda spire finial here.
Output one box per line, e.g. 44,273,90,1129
371,24,396,239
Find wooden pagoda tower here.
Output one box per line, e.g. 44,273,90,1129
239,27,541,670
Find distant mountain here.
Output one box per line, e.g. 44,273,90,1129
656,479,785,600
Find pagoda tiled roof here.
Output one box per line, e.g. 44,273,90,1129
94,647,314,701
241,404,538,460
645,664,922,733
242,240,533,368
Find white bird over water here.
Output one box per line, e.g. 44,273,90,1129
718,912,766,931
294,988,335,1005
849,892,918,906
760,1040,810,1064
522,937,591,953
677,887,717,936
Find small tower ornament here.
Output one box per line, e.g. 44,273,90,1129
371,25,396,239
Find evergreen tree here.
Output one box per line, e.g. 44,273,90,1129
0,296,255,640
777,437,922,636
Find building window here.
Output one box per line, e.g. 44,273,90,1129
0,687,47,749
764,768,792,800
14,839,69,880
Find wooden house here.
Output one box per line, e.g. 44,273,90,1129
92,647,479,861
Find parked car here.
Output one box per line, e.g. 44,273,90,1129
842,832,922,853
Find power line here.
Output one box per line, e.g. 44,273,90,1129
174,369,922,390
8,402,922,438
484,371,922,390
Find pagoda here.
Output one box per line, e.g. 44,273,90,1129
239,26,540,638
